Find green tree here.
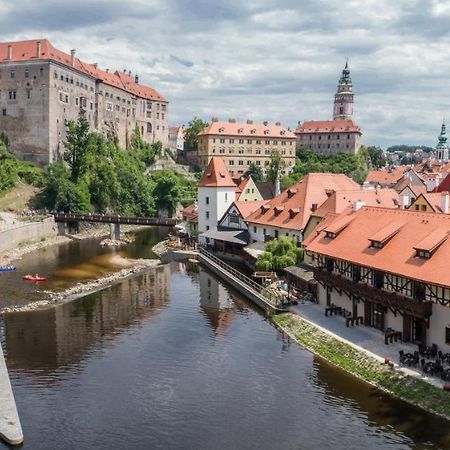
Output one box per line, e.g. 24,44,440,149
184,117,209,151
246,162,264,182
266,150,285,184
366,146,386,169
64,117,91,182
255,237,304,271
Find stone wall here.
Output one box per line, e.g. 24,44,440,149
0,218,57,254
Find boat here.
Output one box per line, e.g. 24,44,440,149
23,275,46,282
0,266,16,272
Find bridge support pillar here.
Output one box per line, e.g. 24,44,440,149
110,223,121,240
57,222,67,236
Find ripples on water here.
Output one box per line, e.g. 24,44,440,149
0,232,449,449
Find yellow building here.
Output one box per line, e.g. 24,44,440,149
408,193,449,214
197,118,296,177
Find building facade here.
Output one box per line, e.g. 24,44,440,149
0,39,168,165
307,207,450,349
435,122,449,162
197,118,296,177
295,62,362,155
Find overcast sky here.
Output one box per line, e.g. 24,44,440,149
1,0,450,148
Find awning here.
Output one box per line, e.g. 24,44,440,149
201,229,249,245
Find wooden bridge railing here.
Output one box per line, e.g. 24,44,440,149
53,213,177,227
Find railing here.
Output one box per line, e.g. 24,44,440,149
314,268,433,318
199,247,283,307
53,213,177,227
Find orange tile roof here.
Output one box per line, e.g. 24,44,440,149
413,227,449,252
306,207,450,287
0,39,166,102
245,173,359,231
234,200,267,219
183,203,198,222
302,212,340,246
197,157,236,188
414,193,449,213
198,121,295,139
295,119,361,134
312,188,399,218
365,167,408,185
435,172,450,192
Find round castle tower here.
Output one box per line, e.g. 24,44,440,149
333,60,354,120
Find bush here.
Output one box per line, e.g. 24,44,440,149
255,237,303,271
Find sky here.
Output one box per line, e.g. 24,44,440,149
1,0,450,148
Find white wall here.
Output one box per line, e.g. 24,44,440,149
198,186,236,234
248,223,302,244
428,303,450,350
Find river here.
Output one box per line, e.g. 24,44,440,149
0,228,449,449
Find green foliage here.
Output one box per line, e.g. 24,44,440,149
266,149,285,183
130,125,159,166
281,146,369,189
386,145,433,154
366,146,386,169
0,141,42,196
64,116,91,182
255,237,303,271
184,117,209,151
246,162,264,182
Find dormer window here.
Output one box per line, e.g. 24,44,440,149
251,129,256,134
325,231,336,239
274,206,284,216
289,208,299,218
260,204,270,214
238,128,243,133
280,130,285,135
264,129,269,135
370,240,383,249
287,188,297,198
219,127,224,133
416,249,431,259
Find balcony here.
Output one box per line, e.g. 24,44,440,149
314,268,433,318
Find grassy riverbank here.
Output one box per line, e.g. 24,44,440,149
272,313,450,420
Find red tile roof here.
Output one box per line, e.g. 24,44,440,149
295,119,361,134
411,193,450,213
435,172,450,192
245,173,359,231
312,188,399,219
198,121,295,139
365,167,408,186
197,157,236,188
0,39,166,101
234,200,267,219
306,207,450,286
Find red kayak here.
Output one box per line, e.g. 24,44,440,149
23,275,46,282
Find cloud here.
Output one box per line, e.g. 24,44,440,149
0,0,448,147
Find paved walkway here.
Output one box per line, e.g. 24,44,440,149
289,301,445,388
0,344,23,445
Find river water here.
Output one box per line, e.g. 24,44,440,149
1,229,450,449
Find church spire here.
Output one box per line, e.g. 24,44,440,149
436,120,449,161
333,60,354,120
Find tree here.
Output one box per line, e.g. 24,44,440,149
64,117,91,183
266,150,285,184
184,117,209,151
246,162,263,182
255,237,304,271
366,146,386,169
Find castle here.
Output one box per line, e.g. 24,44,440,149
0,39,169,165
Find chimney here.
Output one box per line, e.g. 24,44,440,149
441,192,449,214
135,74,139,84
246,119,253,124
352,200,366,211
263,121,268,126
275,176,281,197
106,68,110,73
128,70,131,76
228,118,236,123
36,41,41,58
92,63,98,69
400,193,409,209
7,45,12,61
70,49,76,67
123,68,126,73
275,121,281,126
211,117,219,123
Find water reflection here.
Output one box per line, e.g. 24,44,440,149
3,264,171,375
313,356,450,449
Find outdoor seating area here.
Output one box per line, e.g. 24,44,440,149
385,327,402,345
324,304,363,327
399,344,450,381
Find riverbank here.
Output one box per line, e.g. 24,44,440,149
272,313,450,421
0,223,140,266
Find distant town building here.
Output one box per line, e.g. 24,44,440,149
169,126,185,154
197,118,296,177
0,39,168,165
295,62,362,155
435,122,449,162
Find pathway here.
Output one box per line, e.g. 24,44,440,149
289,301,444,388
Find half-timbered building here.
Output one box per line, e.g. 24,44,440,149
306,207,450,349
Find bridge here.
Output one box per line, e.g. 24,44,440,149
53,213,177,240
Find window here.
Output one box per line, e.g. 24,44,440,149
206,226,210,231
253,226,257,233
59,91,69,104
2,109,6,116
421,204,427,211
147,123,152,133
229,213,240,224
8,91,16,100
206,211,210,219
206,197,209,205
229,139,234,144
27,89,31,99
106,102,113,111
247,139,252,144
40,68,44,77
54,71,58,79
25,69,29,78
10,70,15,79
219,138,225,143
238,160,243,165
274,230,279,238
225,193,228,202
446,327,450,345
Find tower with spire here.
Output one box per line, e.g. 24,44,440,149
333,60,354,120
436,121,449,162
